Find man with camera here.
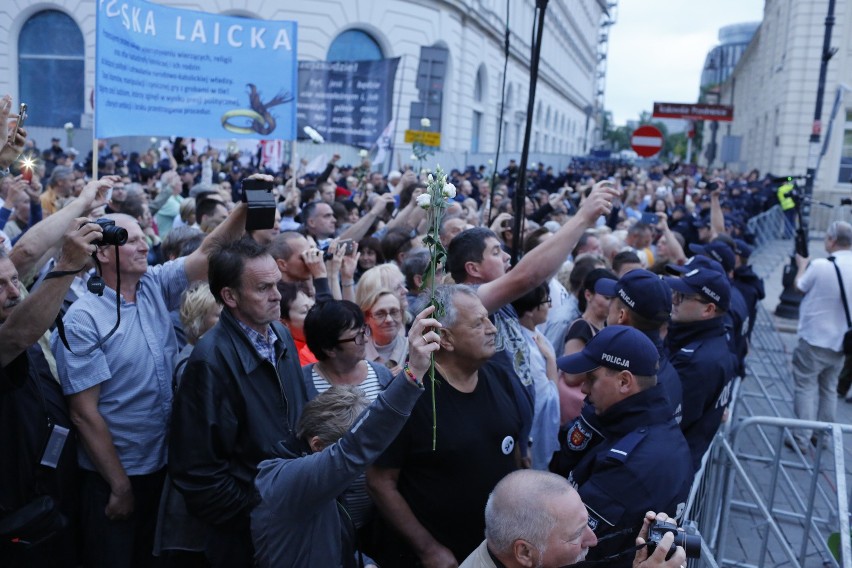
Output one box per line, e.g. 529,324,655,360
51,193,248,567
460,469,689,568
555,325,692,567
789,221,852,451
0,210,105,567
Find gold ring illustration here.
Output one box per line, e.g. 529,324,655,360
221,109,265,135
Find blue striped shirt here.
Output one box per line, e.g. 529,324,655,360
51,258,188,475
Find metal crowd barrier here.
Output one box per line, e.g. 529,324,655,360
680,238,852,568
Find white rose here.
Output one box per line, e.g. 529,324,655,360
150,137,158,144
416,194,431,209
359,149,369,158
64,122,74,130
420,118,431,128
443,183,457,199
410,153,418,161
427,174,434,183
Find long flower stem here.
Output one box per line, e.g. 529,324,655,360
428,202,440,450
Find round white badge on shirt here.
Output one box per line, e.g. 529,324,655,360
501,436,515,455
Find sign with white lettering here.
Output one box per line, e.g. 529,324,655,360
652,102,734,122
95,0,298,139
297,59,400,148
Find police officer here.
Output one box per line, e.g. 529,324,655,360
688,240,750,378
731,239,765,342
556,326,692,567
664,261,737,472
548,270,682,477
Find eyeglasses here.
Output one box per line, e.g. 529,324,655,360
538,297,552,307
337,325,370,345
672,291,711,305
369,308,402,321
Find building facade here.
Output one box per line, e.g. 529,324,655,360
0,0,609,167
701,0,851,230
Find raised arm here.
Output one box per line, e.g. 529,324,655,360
0,219,102,366
477,181,618,314
10,177,113,280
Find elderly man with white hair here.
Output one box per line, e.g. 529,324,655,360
461,469,687,568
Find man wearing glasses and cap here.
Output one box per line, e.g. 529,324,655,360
664,257,737,472
555,325,692,567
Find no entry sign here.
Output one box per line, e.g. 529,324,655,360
631,125,664,158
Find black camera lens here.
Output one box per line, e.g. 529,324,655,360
647,520,701,559
93,218,128,247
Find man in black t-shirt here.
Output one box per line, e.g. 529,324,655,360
367,285,523,566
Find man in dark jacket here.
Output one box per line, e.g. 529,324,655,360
169,237,310,568
731,239,764,341
665,262,737,472
556,326,692,567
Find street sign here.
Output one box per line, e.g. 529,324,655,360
631,125,664,158
404,129,441,147
652,102,734,122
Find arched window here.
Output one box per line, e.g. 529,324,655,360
474,65,486,103
327,29,383,61
19,10,84,127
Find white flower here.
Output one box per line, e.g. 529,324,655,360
410,153,418,161
359,149,369,158
443,183,457,199
416,194,431,209
420,118,431,128
150,137,158,144
427,174,434,183
488,159,494,165
64,122,74,130
303,126,324,144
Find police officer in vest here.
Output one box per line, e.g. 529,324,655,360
556,326,692,567
664,260,737,472
549,269,682,477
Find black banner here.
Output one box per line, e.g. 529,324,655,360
297,58,399,147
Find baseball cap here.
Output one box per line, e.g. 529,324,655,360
665,267,731,311
666,254,726,276
595,269,671,324
733,239,753,259
556,325,659,376
689,241,735,273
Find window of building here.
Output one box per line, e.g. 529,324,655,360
327,29,383,61
471,111,482,153
838,110,852,183
474,65,486,103
18,10,84,127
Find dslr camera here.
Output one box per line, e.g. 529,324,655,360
91,218,128,247
646,520,701,559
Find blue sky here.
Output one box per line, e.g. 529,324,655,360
606,0,765,125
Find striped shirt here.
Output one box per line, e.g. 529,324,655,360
311,362,382,401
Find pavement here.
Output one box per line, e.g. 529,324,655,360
699,237,852,568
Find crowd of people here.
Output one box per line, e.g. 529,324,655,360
6,87,841,568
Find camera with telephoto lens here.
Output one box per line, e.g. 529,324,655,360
646,520,701,559
92,218,128,247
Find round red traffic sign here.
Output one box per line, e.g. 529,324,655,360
631,125,664,158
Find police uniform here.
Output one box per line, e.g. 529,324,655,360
549,331,682,476
568,384,692,567
733,262,765,341
667,317,736,471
